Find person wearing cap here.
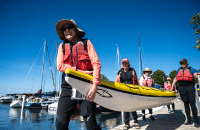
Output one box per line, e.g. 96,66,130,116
115,58,140,129
171,58,200,128
164,77,175,113
55,19,101,130
139,68,156,120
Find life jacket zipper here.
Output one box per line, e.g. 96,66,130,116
70,44,74,67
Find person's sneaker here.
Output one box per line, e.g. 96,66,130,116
171,110,175,113
194,123,199,128
150,115,155,120
142,115,146,120
168,109,171,113
184,121,192,125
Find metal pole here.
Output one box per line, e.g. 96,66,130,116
195,83,200,112
138,33,142,77
117,46,120,70
20,95,26,124
57,71,60,94
41,39,46,93
198,75,200,88
55,42,58,92
117,45,124,124
121,111,124,124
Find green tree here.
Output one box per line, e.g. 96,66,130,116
193,69,200,83
100,74,109,81
189,13,200,50
152,70,166,85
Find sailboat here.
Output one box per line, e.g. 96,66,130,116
10,89,42,108
26,40,57,109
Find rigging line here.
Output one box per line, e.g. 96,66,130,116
46,42,56,88
50,42,57,58
22,44,43,84
47,42,57,70
140,43,146,69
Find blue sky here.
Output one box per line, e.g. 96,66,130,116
0,0,200,96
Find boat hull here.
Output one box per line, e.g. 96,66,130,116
0,98,13,103
26,102,42,108
10,100,27,108
48,102,58,111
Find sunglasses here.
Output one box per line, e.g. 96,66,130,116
61,24,75,31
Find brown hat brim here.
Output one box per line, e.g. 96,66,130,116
55,19,85,40
143,70,152,74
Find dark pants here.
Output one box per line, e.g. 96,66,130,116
142,109,152,114
179,85,198,123
56,92,101,130
124,111,138,125
167,103,175,110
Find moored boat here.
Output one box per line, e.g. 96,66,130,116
0,94,15,103
10,99,27,108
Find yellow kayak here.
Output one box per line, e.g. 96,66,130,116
65,69,177,112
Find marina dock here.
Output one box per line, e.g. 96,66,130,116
111,99,200,130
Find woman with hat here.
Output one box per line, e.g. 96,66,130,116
115,58,140,129
171,58,200,128
164,77,175,113
139,68,155,120
55,19,101,130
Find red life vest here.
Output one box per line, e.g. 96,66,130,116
176,67,193,82
63,40,93,71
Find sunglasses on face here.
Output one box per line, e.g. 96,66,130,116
61,24,75,31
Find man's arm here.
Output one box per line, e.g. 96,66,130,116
194,73,200,78
171,77,177,91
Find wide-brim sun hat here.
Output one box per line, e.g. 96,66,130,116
55,19,85,40
143,68,152,74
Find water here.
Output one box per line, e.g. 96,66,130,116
0,103,123,130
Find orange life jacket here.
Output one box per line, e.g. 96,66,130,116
176,67,193,82
62,39,93,71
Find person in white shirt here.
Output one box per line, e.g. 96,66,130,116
139,68,155,120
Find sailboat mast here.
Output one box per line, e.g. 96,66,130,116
41,39,46,93
114,45,120,79
117,45,120,70
138,33,142,77
55,42,58,92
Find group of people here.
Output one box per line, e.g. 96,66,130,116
55,19,200,130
